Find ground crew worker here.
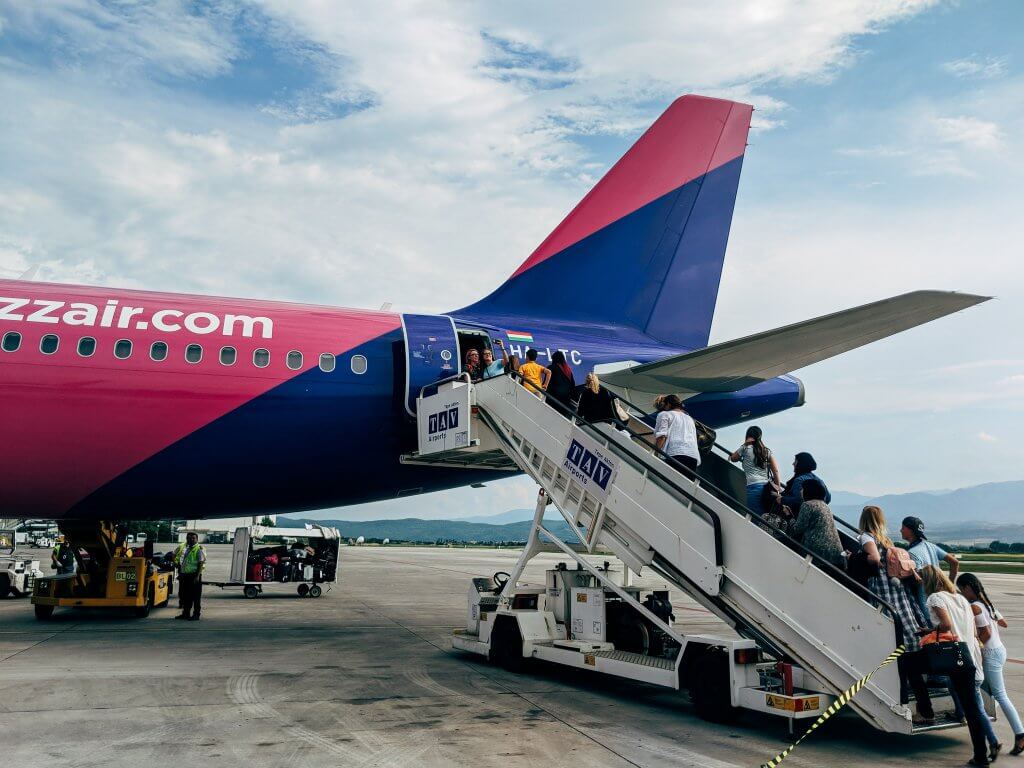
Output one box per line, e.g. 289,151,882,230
51,535,76,575
173,532,206,621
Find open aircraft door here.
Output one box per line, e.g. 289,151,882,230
401,314,460,415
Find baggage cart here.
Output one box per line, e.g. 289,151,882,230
207,525,340,598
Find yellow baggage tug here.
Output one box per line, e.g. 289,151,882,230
32,521,173,620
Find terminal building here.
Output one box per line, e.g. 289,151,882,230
177,515,277,543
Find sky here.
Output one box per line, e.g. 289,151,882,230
1,1,1021,521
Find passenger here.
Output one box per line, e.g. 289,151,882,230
779,452,830,513
789,478,845,569
481,340,508,379
545,350,577,414
915,565,989,766
653,394,701,474
728,426,781,515
958,573,1024,757
856,506,929,709
902,516,959,622
505,354,521,375
576,373,619,424
464,348,482,380
518,348,551,396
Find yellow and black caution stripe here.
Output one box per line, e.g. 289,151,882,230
761,645,906,768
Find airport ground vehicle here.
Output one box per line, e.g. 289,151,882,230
410,375,991,734
206,524,339,598
0,529,43,598
32,521,173,619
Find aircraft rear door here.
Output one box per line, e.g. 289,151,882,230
401,314,460,415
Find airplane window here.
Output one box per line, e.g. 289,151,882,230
319,353,335,373
185,344,203,364
114,339,132,360
351,354,368,375
40,334,59,355
1,331,21,352
150,341,168,361
220,346,236,366
287,350,303,370
253,348,270,368
77,337,96,357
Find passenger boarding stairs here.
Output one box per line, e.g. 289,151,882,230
407,374,915,734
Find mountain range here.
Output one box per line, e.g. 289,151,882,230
282,480,1023,545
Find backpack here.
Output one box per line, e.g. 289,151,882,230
886,546,917,579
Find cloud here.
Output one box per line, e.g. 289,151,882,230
942,55,1009,80
0,0,948,310
977,432,998,442
932,116,1004,151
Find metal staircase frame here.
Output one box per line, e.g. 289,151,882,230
460,372,915,733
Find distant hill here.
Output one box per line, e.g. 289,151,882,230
280,515,581,544
454,508,554,525
831,480,1024,527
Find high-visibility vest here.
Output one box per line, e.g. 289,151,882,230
174,544,205,574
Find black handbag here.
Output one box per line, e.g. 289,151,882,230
921,628,976,676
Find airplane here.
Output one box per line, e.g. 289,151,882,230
0,95,988,521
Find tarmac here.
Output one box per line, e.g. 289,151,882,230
2,543,1023,768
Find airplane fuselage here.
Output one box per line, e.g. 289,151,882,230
0,279,802,520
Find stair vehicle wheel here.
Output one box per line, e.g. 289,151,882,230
297,583,309,597
490,616,526,672
0,573,10,598
309,584,322,598
34,604,55,620
689,647,740,724
243,585,260,599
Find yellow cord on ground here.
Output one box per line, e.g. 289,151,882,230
760,645,907,768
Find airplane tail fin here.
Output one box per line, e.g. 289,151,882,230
459,95,753,350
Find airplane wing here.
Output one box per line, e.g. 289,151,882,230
602,290,991,394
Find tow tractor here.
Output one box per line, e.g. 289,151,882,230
32,521,173,619
0,529,43,599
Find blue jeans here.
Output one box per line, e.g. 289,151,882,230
746,483,766,515
973,679,999,746
985,646,1024,736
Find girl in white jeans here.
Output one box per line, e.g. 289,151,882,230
958,573,1024,756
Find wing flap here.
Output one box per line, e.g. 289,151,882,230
602,290,990,393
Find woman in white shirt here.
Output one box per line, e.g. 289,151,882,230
919,565,990,766
653,394,700,474
729,425,780,515
958,573,1024,756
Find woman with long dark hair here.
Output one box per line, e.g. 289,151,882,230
958,573,1024,757
729,425,780,514
546,350,576,415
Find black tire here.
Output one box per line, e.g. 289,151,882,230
134,586,154,618
689,647,740,724
243,585,259,599
297,584,309,597
0,573,10,598
34,604,55,620
489,616,526,672
309,585,322,598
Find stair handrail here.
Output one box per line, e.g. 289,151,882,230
487,371,897,620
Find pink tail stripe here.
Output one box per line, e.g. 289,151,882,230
511,95,752,279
